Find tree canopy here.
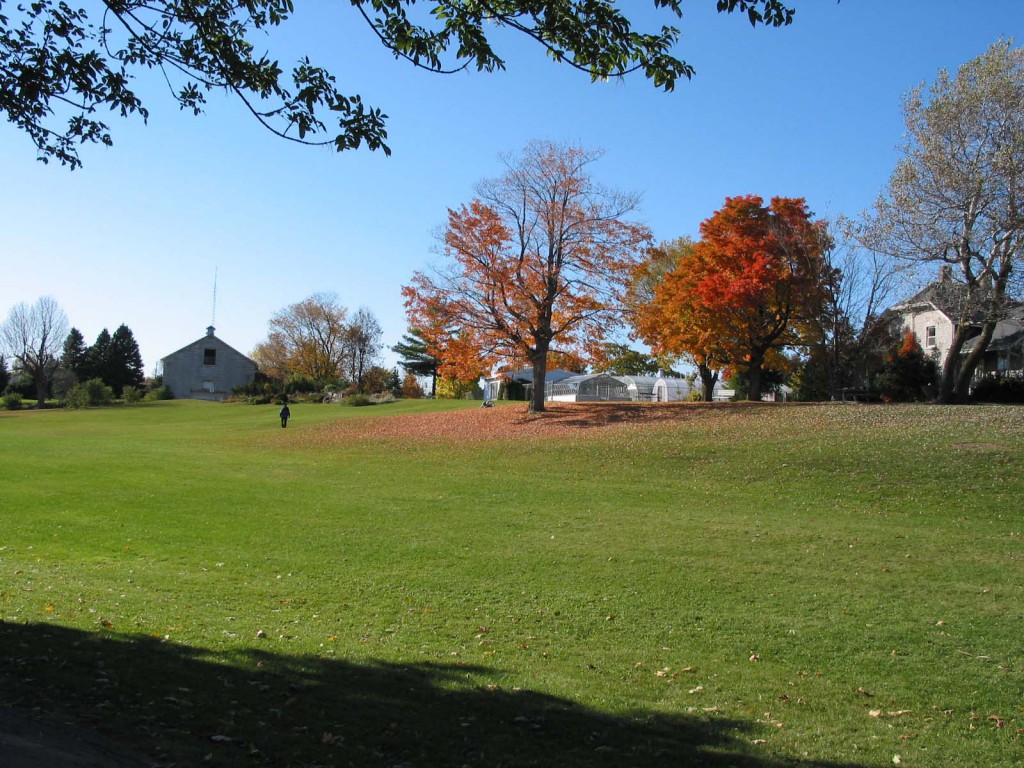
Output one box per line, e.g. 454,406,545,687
859,39,1024,402
403,140,651,412
634,195,832,401
251,294,384,391
252,293,350,382
1,0,794,168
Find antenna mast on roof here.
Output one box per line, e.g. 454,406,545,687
211,266,218,328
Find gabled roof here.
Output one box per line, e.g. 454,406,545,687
891,277,977,323
161,328,255,365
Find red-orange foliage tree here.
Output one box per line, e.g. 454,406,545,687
634,195,833,401
402,141,652,412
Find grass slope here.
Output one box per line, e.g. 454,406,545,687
1,400,1022,767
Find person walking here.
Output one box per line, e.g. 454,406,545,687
279,402,291,428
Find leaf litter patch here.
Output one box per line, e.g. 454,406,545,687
299,402,789,447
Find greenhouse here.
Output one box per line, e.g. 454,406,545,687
615,375,659,401
545,374,629,402
652,375,691,402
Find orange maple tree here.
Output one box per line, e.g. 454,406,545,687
634,195,833,401
403,141,652,412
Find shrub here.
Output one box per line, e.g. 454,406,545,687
122,385,143,404
971,372,1024,403
6,376,36,399
401,373,424,399
436,377,483,400
233,370,280,396
3,392,23,410
146,385,173,401
341,393,373,407
284,374,333,395
66,378,114,408
873,332,937,402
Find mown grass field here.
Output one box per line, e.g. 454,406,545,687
1,399,1022,767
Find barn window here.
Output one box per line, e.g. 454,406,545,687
204,348,217,365
924,326,936,348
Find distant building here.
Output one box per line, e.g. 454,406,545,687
545,373,629,402
888,265,1024,381
483,367,577,401
161,326,257,401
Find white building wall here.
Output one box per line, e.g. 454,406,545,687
901,307,954,368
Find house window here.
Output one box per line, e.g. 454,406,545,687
924,326,937,348
203,348,217,365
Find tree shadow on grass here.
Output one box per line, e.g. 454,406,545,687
1,621,866,768
510,402,788,431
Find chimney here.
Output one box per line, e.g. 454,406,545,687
939,264,952,283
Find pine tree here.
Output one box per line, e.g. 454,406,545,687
86,329,112,385
392,330,440,397
108,325,145,397
61,328,89,378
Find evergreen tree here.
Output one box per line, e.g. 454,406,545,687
0,355,10,392
86,329,112,384
108,324,145,397
60,328,89,378
393,330,440,397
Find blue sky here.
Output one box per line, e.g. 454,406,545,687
2,1,1022,375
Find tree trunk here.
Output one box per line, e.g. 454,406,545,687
746,355,764,402
937,320,989,403
530,346,549,413
698,363,718,402
35,372,47,408
950,320,996,402
746,367,762,401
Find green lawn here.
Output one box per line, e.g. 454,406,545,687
1,399,1021,767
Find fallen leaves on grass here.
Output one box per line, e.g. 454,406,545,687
299,402,794,446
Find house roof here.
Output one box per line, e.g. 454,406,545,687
891,276,977,322
161,327,256,365
961,305,1024,353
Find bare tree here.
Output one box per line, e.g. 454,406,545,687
1,296,69,406
342,307,383,392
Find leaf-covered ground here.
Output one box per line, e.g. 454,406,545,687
300,400,789,444
298,399,1024,447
